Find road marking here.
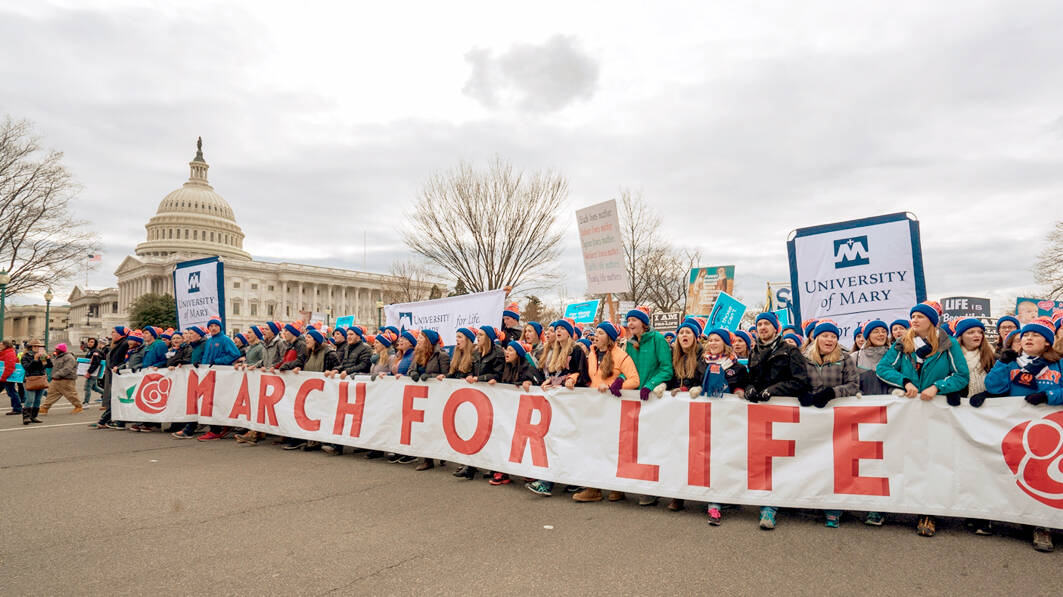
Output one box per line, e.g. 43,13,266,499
0,421,96,432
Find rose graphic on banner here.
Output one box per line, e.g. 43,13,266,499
134,373,172,415
1001,411,1063,509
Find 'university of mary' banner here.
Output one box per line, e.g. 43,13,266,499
384,290,506,345
173,257,225,332
788,213,926,342
113,368,1063,529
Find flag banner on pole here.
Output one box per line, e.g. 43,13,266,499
787,213,926,343
114,368,1063,529
173,256,225,331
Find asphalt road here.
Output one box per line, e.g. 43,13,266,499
2,396,1062,596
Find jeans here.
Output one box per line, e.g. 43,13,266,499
4,382,21,412
83,377,100,403
23,389,45,409
760,506,777,517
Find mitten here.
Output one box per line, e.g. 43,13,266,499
759,390,772,401
653,383,666,398
688,386,702,399
745,389,761,402
1025,392,1048,405
609,377,624,397
1025,358,1049,376
946,393,962,407
798,393,815,407
999,350,1019,364
813,387,835,408
968,393,987,408
639,387,651,401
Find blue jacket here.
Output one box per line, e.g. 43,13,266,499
190,340,205,366
202,333,241,366
985,358,1063,405
396,348,414,375
876,329,969,394
142,339,169,369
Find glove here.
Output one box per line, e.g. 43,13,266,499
609,377,624,397
1026,357,1050,376
639,387,651,401
653,383,666,398
1025,391,1048,405
759,390,772,402
812,387,835,408
946,393,962,407
999,349,1019,364
968,393,987,408
688,386,702,399
798,394,815,407
745,389,761,402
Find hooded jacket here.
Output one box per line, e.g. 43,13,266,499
876,329,969,394
51,351,77,380
747,335,811,397
202,333,241,366
625,329,674,390
340,341,373,375
588,344,640,389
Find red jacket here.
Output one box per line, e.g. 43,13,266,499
0,347,16,383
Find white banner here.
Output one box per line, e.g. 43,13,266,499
173,257,225,331
576,200,629,294
788,213,925,342
384,290,506,344
113,368,1063,529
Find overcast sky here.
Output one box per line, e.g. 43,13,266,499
3,0,1062,314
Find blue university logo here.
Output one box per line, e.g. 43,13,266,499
187,271,201,293
833,236,869,268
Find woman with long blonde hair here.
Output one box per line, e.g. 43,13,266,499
538,319,588,390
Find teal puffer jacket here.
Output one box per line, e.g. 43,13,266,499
875,329,969,394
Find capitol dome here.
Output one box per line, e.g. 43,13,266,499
134,138,252,262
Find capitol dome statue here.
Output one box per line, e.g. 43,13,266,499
134,137,251,262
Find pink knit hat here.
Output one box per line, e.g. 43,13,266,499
55,343,68,353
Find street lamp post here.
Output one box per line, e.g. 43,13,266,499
0,270,9,342
44,287,54,350
376,300,384,332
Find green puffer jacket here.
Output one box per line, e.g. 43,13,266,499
625,329,674,390
875,329,969,394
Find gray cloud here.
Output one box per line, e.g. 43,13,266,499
463,35,599,112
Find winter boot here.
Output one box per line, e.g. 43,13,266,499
22,409,31,425
30,407,43,423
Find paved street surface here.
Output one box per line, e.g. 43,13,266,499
3,397,1062,596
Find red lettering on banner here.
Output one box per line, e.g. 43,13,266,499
509,394,551,466
227,373,252,420
747,404,799,490
256,375,284,426
333,381,366,437
617,400,660,481
442,388,494,454
186,369,216,416
294,378,324,432
401,385,428,445
688,401,711,487
833,406,890,496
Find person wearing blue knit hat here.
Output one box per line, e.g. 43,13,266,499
663,331,676,345
994,315,1020,355
782,333,803,348
889,319,910,342
852,323,865,352
732,330,753,360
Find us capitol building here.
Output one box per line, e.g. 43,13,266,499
54,139,426,346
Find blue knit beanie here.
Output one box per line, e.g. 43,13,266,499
954,318,985,338
862,319,888,339
456,327,477,344
910,303,940,327
597,321,621,341
707,328,733,346
755,312,780,331
813,321,840,339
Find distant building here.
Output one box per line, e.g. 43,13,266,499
2,304,70,346
69,139,428,343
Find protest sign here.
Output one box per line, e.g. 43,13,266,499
706,292,746,331
113,368,1063,530
385,290,506,344
335,315,355,329
563,300,600,324
1015,298,1063,325
576,200,628,294
941,297,991,323
651,311,681,331
173,257,225,331
788,212,926,343
685,265,735,315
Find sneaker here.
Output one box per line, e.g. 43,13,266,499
283,441,307,451
864,512,885,526
129,424,144,432
171,430,195,439
759,508,777,530
197,431,222,441
89,422,111,429
386,453,403,463
525,480,553,497
707,507,722,526
215,427,233,439
303,441,322,452
139,425,157,432
638,495,659,507
1033,527,1054,552
564,485,582,494
972,520,994,536
365,451,384,459
825,514,840,528
489,473,511,485
322,445,339,455
106,422,124,430
397,455,417,464
453,466,477,480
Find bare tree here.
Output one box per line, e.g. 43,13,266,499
0,117,97,296
641,247,701,312
1036,221,1063,298
616,189,660,306
382,259,436,304
405,158,567,293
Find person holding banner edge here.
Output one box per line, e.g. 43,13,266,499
875,301,969,538
745,311,811,530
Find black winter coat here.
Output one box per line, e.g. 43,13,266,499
278,337,308,371
501,359,544,386
413,348,451,380
340,341,373,375
166,344,193,367
472,345,505,382
747,337,811,398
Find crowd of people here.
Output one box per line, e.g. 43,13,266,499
4,300,1060,552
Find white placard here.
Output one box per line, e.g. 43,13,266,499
384,290,507,344
173,257,224,331
576,200,629,294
